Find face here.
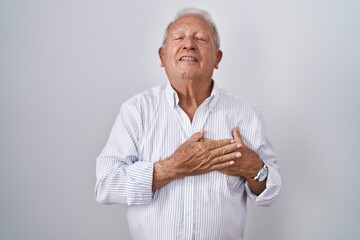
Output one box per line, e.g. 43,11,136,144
159,14,222,84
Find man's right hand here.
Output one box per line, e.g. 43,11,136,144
152,130,241,191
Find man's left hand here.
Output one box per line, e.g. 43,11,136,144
219,128,263,180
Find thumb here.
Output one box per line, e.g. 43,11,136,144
187,129,205,142
232,127,244,145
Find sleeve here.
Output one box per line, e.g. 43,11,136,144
245,109,282,206
94,101,154,205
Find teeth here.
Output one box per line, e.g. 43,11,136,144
181,56,197,61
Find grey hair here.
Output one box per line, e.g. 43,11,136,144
162,8,221,48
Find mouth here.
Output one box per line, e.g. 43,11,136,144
179,56,198,62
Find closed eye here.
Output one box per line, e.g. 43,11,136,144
195,35,208,42
173,36,184,40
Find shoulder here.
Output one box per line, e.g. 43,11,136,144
121,84,166,109
217,88,260,114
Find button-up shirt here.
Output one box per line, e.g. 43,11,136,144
95,81,282,240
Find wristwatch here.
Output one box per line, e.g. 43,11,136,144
253,164,268,182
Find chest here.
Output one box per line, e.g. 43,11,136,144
137,102,256,162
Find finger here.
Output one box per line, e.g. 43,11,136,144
210,160,235,171
210,142,241,157
211,151,242,164
187,129,205,142
203,138,235,150
232,127,244,145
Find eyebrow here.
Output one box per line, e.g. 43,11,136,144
171,29,210,36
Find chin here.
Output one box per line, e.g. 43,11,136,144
178,70,199,79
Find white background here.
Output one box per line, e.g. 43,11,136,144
1,0,359,239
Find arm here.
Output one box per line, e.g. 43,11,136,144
95,103,241,204
94,103,154,205
220,112,282,206
246,124,282,206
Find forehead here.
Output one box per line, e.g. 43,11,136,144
169,14,213,34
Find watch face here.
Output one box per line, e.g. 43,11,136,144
258,167,268,182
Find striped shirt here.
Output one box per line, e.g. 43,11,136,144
95,81,282,240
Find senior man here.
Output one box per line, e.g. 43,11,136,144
95,8,281,240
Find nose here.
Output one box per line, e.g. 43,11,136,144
182,37,197,50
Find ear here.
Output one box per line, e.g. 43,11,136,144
215,49,223,69
158,47,165,67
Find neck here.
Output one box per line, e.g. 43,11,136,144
169,78,213,121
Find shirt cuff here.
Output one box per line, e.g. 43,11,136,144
245,165,282,206
125,161,155,205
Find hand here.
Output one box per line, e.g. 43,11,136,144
169,130,241,178
219,128,263,179
152,130,241,191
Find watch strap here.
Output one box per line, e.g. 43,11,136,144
253,164,268,181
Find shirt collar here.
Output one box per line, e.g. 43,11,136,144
165,81,179,108
165,80,219,109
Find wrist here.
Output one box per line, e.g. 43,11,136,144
153,157,178,189
252,164,268,182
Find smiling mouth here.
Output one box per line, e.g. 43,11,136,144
179,56,198,62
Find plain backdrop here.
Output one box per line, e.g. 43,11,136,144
1,0,359,239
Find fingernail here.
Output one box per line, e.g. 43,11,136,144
229,161,235,165
237,144,241,148
236,152,241,157
230,140,235,143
